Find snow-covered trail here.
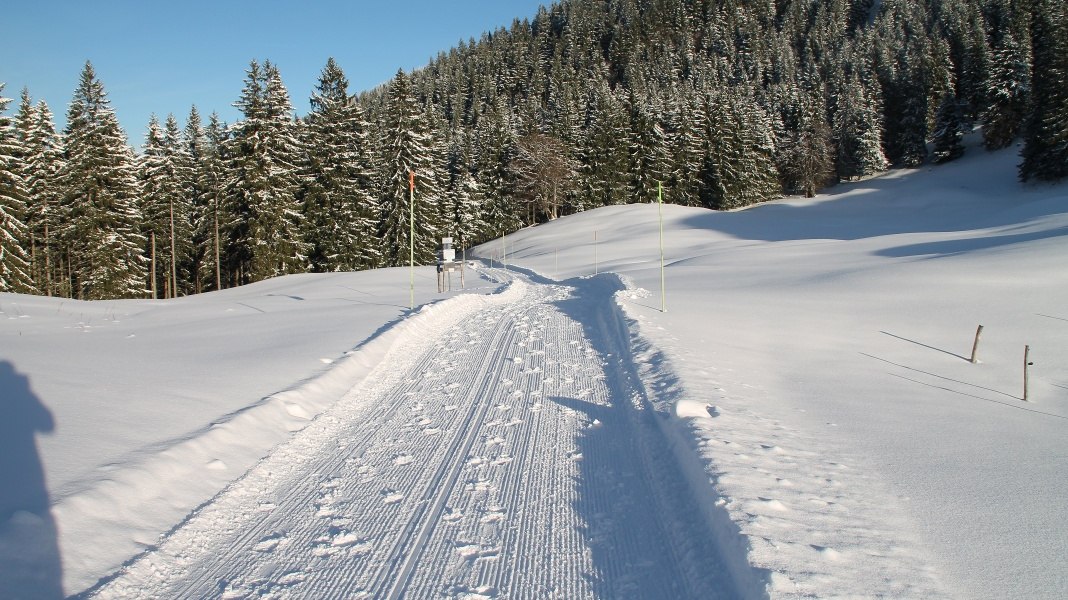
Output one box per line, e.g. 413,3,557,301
89,270,739,599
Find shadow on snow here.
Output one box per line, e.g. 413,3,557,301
0,360,63,599
546,275,760,599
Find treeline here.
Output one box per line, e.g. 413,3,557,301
1,0,1066,299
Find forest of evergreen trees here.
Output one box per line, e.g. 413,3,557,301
1,0,1066,299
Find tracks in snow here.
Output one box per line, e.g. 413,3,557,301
92,271,737,599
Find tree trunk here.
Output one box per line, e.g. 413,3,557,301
169,199,177,298
214,196,222,291
150,231,157,299
44,224,52,297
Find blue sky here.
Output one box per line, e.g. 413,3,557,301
1,1,549,142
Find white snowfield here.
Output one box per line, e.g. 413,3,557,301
88,272,758,599
1,136,1067,599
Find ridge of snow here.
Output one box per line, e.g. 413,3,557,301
41,274,521,594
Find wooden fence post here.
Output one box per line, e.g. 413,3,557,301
1023,345,1032,401
969,325,984,363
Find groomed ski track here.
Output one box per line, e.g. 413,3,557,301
92,269,741,599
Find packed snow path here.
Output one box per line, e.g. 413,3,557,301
92,271,736,599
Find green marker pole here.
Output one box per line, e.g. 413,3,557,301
659,180,666,313
409,171,415,310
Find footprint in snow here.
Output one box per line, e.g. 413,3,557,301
479,511,506,524
254,532,287,553
276,571,306,587
757,497,789,512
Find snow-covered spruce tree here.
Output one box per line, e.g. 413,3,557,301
454,171,489,247
377,69,441,267
15,94,65,295
426,109,456,239
931,92,966,163
197,112,228,291
627,93,671,204
700,88,780,210
225,60,309,285
833,75,889,180
872,2,933,168
473,98,522,238
443,133,488,247
181,106,212,294
981,30,1031,151
1020,0,1068,182
664,85,706,207
163,114,194,295
301,58,380,272
139,115,167,297
139,115,192,298
0,85,36,293
578,81,631,207
58,63,146,300
778,90,835,197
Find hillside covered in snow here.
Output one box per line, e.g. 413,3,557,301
1,138,1066,598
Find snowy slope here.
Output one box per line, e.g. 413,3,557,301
1,136,1066,599
484,139,1068,599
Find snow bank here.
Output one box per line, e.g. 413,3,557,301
3,270,520,596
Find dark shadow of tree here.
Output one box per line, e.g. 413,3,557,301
0,360,63,599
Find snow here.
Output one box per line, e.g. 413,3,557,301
2,135,1067,598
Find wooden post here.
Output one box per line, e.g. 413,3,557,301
594,230,599,275
969,325,984,363
1023,345,1032,401
658,180,666,313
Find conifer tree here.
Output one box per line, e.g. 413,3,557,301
778,91,836,197
833,75,889,179
473,99,522,236
139,115,193,298
226,60,309,284
139,115,168,297
58,63,146,299
0,85,36,293
182,106,212,293
198,112,228,291
14,90,65,294
302,58,380,272
627,94,671,203
664,86,705,207
443,134,488,247
931,92,966,163
454,171,489,247
701,89,780,209
378,70,441,266
982,30,1030,150
1019,0,1068,182
578,82,631,207
163,114,194,295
